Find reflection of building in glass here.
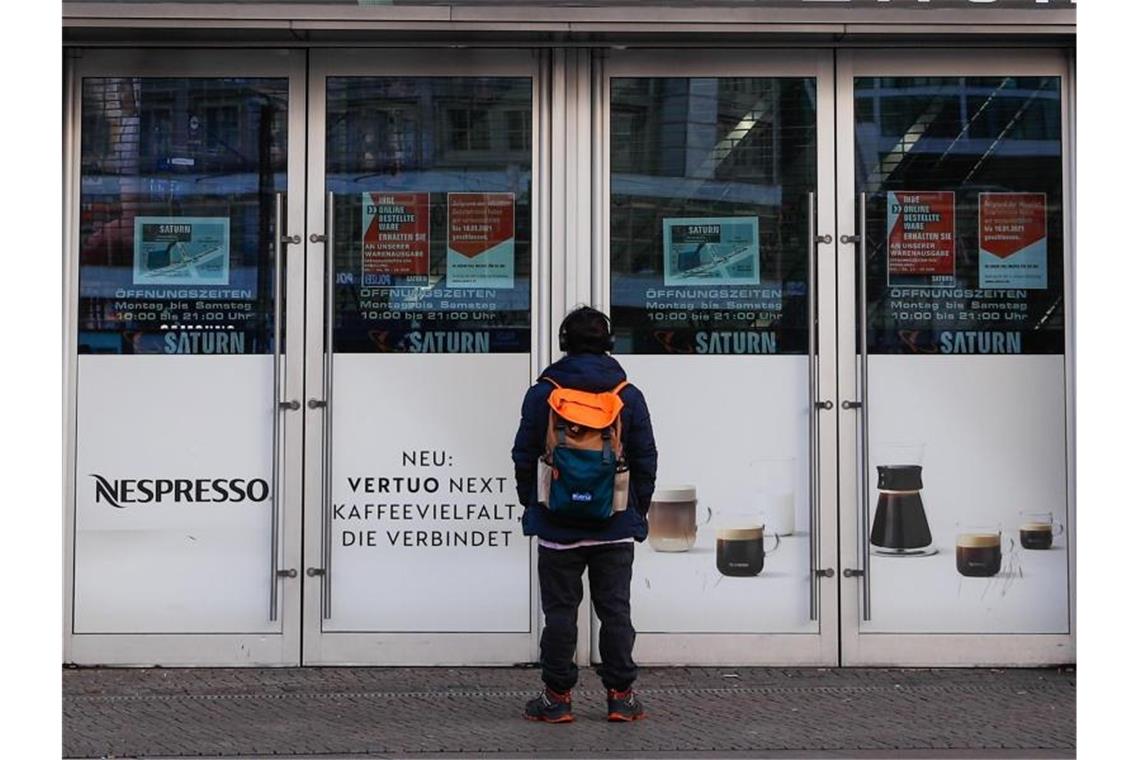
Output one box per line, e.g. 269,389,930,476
854,77,1062,193
323,77,534,353
326,78,531,176
610,78,815,283
81,77,287,270
78,78,288,354
852,77,1065,354
609,77,816,353
83,78,287,177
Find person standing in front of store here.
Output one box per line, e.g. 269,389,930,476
512,306,658,723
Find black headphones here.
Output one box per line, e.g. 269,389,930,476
558,307,615,353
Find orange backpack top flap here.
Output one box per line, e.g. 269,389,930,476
547,386,625,430
541,378,628,458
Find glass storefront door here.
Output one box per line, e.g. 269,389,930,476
65,45,1075,669
300,50,542,665
65,50,307,665
836,50,1075,665
596,50,840,665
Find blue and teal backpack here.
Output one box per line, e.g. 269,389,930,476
537,377,631,522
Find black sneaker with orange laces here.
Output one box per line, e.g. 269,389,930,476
523,686,574,723
606,687,646,721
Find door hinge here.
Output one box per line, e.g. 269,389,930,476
842,568,865,578
306,568,326,577
815,568,835,578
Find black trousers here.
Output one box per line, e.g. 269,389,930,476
537,542,637,693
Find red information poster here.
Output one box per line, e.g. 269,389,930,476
361,192,430,284
446,192,516,289
978,192,1048,289
887,191,956,286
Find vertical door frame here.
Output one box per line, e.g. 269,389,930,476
547,46,599,668
62,49,81,666
62,48,308,666
835,47,1076,666
593,48,840,666
301,48,547,665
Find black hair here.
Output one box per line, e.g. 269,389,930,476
558,306,614,355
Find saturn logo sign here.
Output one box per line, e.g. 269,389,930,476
90,474,271,508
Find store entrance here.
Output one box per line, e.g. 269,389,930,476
595,49,840,666
835,50,1074,665
66,49,307,665
299,49,541,665
65,46,1074,668
594,48,1074,667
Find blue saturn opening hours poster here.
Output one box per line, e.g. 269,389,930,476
133,217,231,286
663,217,760,286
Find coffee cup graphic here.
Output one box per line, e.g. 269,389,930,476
955,525,1013,578
647,485,710,553
1018,511,1064,550
716,523,781,577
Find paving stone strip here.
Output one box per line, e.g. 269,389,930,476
63,667,1075,759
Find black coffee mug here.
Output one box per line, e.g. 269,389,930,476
955,528,1010,578
716,525,781,577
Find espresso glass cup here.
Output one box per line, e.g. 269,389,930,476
1018,511,1064,550
955,525,1007,578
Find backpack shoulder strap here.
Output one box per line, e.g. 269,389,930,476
608,381,629,460
540,376,562,389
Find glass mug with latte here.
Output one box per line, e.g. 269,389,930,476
647,486,711,552
1019,511,1064,550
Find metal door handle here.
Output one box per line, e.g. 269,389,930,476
308,399,327,409
281,234,301,246
807,192,821,622
815,400,833,411
269,193,286,622
309,233,327,244
855,191,871,621
278,399,300,411
840,234,861,245
320,190,335,620
815,568,835,578
843,568,865,578
276,568,297,578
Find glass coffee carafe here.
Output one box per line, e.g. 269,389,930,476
870,443,935,556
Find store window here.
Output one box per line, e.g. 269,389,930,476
855,76,1064,354
77,77,288,355
610,77,817,355
325,76,533,353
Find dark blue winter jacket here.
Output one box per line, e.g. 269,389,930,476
511,353,658,543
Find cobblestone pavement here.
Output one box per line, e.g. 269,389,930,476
63,666,1075,759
